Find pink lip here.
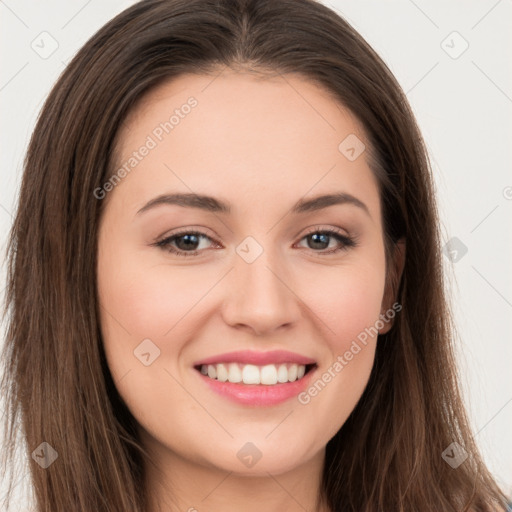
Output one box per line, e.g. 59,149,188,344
196,365,317,406
193,349,316,367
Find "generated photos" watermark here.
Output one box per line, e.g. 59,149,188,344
298,301,402,405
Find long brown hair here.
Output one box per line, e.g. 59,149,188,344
1,0,508,510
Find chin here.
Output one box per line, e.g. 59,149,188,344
199,441,317,477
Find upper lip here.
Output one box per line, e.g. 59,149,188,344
193,350,316,367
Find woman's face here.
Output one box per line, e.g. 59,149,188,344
97,70,396,476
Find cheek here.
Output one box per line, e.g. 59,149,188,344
101,267,196,337
304,259,386,350
334,273,384,347
98,217,207,335
97,250,193,370
292,259,385,434
96,242,198,428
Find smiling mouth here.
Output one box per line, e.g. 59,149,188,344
194,362,317,385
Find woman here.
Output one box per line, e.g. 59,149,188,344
1,0,508,510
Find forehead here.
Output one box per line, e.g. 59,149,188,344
121,70,366,153
110,70,380,221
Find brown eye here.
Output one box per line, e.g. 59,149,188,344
154,230,216,256
296,228,357,255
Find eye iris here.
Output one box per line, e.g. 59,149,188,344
308,232,329,250
176,234,200,251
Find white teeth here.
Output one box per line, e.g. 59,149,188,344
228,362,242,383
216,363,229,382
207,365,217,379
199,362,309,385
260,364,278,385
288,364,298,382
242,364,260,384
277,364,288,383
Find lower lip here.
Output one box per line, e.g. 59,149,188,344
195,366,317,406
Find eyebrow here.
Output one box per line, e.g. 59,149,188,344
136,192,370,217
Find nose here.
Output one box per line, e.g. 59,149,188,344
221,244,302,336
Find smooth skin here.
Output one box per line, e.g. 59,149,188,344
97,70,405,512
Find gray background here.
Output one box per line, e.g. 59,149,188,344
1,0,511,508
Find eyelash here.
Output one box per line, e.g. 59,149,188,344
152,226,358,257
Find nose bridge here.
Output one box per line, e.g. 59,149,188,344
222,236,299,333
